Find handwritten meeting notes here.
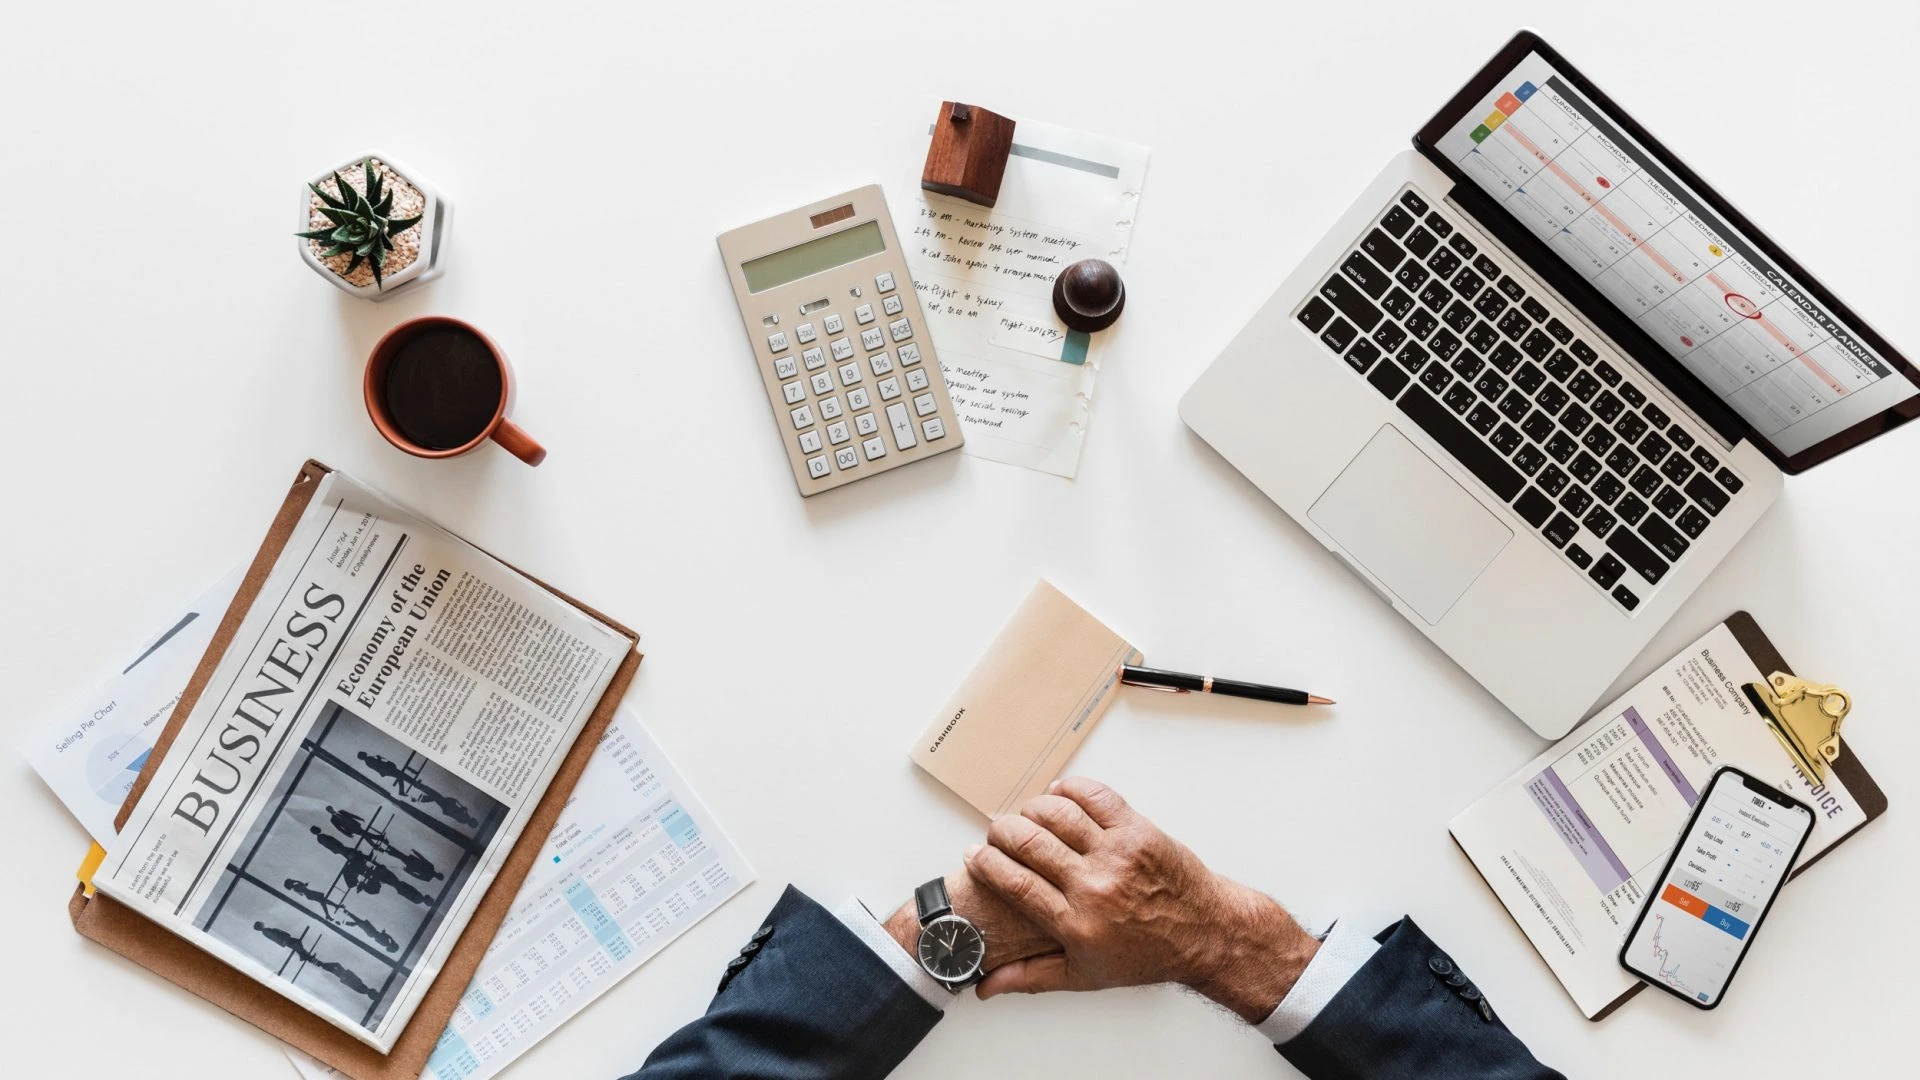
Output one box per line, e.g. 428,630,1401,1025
904,119,1149,477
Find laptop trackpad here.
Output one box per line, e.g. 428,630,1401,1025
1309,425,1511,625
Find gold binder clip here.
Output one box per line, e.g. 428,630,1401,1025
1744,672,1850,784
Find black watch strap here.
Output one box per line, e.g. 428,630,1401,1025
913,877,951,925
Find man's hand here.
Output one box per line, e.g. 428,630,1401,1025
882,869,1059,976
963,777,1319,1023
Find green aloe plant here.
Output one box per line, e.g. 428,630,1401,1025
296,159,423,288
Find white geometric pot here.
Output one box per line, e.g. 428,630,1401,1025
296,149,452,301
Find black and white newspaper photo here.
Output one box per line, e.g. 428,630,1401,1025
93,471,629,1051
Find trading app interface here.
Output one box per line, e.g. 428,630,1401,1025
1437,53,1917,457
1621,771,1810,1004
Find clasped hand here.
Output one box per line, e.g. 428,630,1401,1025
890,778,1319,1023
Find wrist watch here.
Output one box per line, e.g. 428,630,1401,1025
912,877,986,990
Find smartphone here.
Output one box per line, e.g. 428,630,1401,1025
1618,766,1814,1008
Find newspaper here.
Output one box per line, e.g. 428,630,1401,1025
94,470,631,1052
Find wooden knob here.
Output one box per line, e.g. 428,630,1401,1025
1052,259,1125,333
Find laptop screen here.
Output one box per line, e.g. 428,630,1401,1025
1426,46,1917,463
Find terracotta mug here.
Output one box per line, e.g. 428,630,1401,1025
364,316,546,466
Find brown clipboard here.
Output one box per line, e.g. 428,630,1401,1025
1456,610,1887,1022
67,459,644,1079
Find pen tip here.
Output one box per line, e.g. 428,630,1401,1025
1309,695,1335,706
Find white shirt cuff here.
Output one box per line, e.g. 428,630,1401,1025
1253,919,1379,1045
833,896,954,1011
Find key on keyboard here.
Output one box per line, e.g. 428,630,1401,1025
1295,186,1743,613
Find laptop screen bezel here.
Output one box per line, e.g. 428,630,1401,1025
1411,30,1920,475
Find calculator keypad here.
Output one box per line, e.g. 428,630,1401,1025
719,186,962,495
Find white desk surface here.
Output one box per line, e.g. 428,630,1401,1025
6,3,1915,1076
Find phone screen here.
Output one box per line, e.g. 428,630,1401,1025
1619,768,1813,1007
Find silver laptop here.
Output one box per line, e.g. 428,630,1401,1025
1181,31,1919,737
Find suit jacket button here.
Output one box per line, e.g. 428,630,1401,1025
1459,984,1483,1002
752,925,775,943
740,940,762,956
1479,999,1496,1023
726,955,750,971
1446,971,1469,988
1428,955,1454,977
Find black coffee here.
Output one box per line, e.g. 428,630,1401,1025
383,325,504,450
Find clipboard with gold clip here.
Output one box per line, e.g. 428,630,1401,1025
1742,672,1850,784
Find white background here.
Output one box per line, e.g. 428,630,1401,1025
5,3,1916,1076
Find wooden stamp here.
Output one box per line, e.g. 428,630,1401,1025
921,102,1016,208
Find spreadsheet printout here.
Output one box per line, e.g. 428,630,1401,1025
1436,52,1915,456
286,706,753,1080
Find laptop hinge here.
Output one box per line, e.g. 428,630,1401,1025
1444,194,1742,453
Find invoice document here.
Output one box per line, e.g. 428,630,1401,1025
1450,619,1873,1018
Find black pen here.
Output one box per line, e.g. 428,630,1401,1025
1119,664,1333,706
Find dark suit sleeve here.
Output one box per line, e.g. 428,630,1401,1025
621,885,942,1080
1277,918,1565,1080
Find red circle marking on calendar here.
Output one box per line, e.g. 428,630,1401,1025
1596,176,1611,188
1724,292,1762,319
1680,336,1695,347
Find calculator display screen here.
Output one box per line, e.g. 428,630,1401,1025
741,220,885,293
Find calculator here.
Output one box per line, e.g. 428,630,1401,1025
718,185,963,496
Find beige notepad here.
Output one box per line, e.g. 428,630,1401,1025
912,581,1141,816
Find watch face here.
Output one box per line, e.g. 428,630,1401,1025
917,914,985,983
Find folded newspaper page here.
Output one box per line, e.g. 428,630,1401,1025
95,470,630,1052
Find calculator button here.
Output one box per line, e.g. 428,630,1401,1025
834,446,859,470
838,362,863,386
889,318,914,342
826,420,851,444
782,380,806,405
847,387,870,410
794,323,816,345
802,346,826,370
882,294,904,317
818,395,843,420
789,404,815,429
860,327,885,351
878,377,902,400
856,303,876,325
905,368,930,392
823,313,844,334
767,331,789,353
830,338,855,361
806,454,830,479
869,351,894,376
854,411,879,436
774,356,799,379
863,436,888,460
810,372,834,395
886,402,918,450
876,271,896,292
913,392,938,417
922,417,947,440
898,343,922,366
798,430,823,453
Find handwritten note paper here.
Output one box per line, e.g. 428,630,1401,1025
903,120,1149,477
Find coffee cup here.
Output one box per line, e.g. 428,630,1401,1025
363,316,546,466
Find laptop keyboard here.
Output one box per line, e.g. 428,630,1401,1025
1295,187,1745,614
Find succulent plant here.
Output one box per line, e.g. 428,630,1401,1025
296,159,422,288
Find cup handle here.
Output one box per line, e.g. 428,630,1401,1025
492,418,547,466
